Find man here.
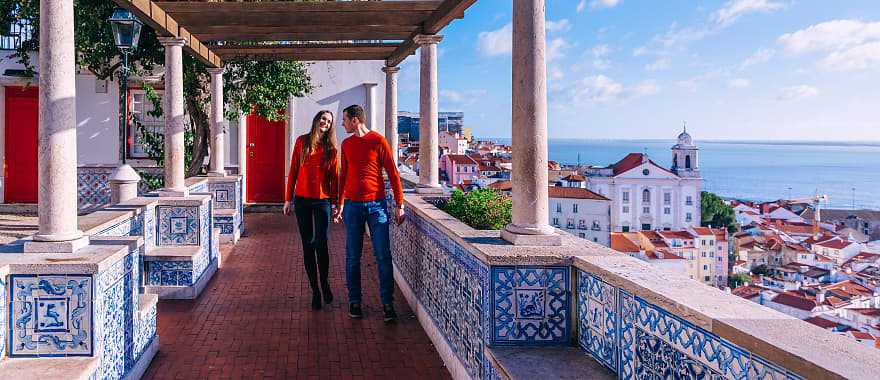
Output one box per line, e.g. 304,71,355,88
334,104,405,322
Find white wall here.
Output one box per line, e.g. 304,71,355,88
75,74,120,165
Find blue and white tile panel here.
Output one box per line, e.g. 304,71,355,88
490,266,570,346
134,299,157,361
0,275,7,357
391,210,489,379
207,180,237,210
157,206,200,246
214,216,235,235
78,167,112,211
9,274,94,357
577,270,804,380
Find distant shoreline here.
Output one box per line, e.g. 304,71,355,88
479,137,880,148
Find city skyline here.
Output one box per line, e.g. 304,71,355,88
396,0,880,141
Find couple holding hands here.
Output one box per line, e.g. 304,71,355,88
282,105,404,323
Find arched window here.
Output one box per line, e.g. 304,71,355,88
685,155,692,169
642,189,651,204
673,153,678,168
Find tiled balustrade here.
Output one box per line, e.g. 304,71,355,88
0,236,158,379
392,193,880,380
77,165,163,211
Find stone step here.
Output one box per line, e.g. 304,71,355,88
0,357,99,380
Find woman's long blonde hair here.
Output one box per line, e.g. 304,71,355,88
301,110,338,166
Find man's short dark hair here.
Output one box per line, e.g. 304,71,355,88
343,104,366,124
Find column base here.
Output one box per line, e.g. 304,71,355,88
157,188,190,197
501,225,562,246
416,185,444,194
24,235,90,253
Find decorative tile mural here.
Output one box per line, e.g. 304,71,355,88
491,266,570,345
78,168,112,211
134,299,157,361
157,206,200,245
9,274,93,357
95,213,145,238
391,211,489,379
146,261,195,286
208,181,236,210
214,216,235,235
578,271,618,372
574,269,803,380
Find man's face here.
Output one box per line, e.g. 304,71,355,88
342,114,357,133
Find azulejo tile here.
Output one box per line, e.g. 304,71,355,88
157,206,200,245
491,266,569,345
77,167,112,210
577,270,618,373
208,181,236,210
10,274,93,357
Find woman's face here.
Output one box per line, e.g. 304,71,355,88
318,113,333,133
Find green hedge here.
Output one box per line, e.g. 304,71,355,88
443,189,512,230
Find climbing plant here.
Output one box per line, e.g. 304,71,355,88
0,0,313,178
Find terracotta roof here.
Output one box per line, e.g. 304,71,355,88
488,181,512,191
849,308,880,317
771,292,818,311
850,331,875,340
734,260,747,266
692,227,714,236
610,153,677,177
815,239,855,250
611,233,642,253
548,187,610,201
713,228,728,241
445,154,478,166
732,285,762,299
562,174,586,182
659,231,694,240
479,164,502,172
645,249,685,260
804,316,841,329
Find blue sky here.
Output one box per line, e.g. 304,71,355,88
395,0,880,141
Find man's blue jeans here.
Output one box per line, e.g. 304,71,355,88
343,199,394,306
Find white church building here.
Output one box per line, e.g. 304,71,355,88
583,129,702,232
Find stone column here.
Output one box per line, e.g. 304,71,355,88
382,66,400,166
363,82,378,131
238,111,247,196
157,36,188,196
110,164,141,204
207,67,226,176
26,0,87,252
501,0,561,246
415,34,443,193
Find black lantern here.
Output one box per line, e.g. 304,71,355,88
109,8,143,52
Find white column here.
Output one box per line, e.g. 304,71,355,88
415,34,443,193
26,0,87,251
363,82,378,131
502,0,561,246
238,111,247,196
382,66,400,166
284,96,296,189
207,67,226,176
157,36,188,196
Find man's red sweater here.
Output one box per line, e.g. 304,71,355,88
338,131,403,206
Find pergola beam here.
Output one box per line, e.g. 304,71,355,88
212,43,401,62
112,0,221,67
386,0,475,67
155,1,443,13
192,25,418,42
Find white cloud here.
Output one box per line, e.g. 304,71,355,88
477,23,512,57
591,44,613,70
739,48,776,70
778,20,880,54
728,78,751,89
777,85,819,101
645,57,671,71
591,0,621,10
778,20,880,71
576,75,624,102
593,59,612,70
631,80,661,97
712,0,784,27
546,19,572,33
577,0,587,13
549,67,565,81
440,89,488,106
592,44,611,57
548,38,572,62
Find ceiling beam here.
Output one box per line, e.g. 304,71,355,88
192,25,417,42
155,1,443,13
112,0,221,67
213,43,401,62
165,11,434,28
385,0,476,67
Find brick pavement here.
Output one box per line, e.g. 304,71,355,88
143,213,450,379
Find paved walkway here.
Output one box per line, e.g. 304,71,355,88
144,213,450,379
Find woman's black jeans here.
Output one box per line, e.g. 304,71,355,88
293,196,332,294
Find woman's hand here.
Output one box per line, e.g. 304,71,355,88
332,205,344,224
283,201,291,216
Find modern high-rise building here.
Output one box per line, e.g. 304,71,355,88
398,111,464,141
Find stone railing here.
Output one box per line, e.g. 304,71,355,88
390,187,880,380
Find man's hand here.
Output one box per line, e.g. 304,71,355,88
395,206,405,225
283,201,291,216
333,205,344,224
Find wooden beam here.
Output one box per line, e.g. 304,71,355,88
193,26,417,42
112,0,222,67
385,39,417,68
424,0,477,34
213,43,400,62
166,11,434,28
156,1,442,13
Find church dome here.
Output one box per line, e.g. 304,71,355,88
677,129,693,146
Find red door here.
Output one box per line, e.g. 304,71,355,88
4,86,39,203
246,114,286,203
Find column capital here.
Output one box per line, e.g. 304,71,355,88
382,66,400,74
156,36,187,47
206,67,225,76
413,34,443,46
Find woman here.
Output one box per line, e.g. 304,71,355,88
283,110,338,310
